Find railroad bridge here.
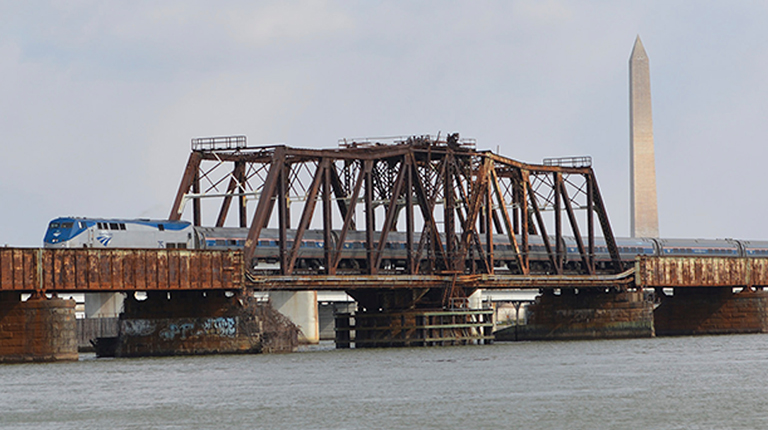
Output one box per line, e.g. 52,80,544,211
4,134,768,361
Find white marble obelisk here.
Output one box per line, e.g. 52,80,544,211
629,36,659,238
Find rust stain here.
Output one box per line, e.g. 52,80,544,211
0,248,242,293
636,256,768,287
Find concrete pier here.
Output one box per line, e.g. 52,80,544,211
516,288,655,340
0,292,78,363
654,287,768,336
270,291,319,344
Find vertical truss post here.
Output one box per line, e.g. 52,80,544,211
512,173,519,235
364,160,375,274
491,168,526,274
277,163,288,275
527,177,561,274
169,152,203,221
244,147,285,268
587,173,595,273
554,172,562,273
485,170,494,274
444,154,457,271
520,170,531,273
192,169,201,226
332,166,365,272
458,158,491,273
323,160,333,275
329,165,350,225
238,161,248,228
215,161,246,227
557,174,593,275
374,159,406,271
405,156,414,274
287,159,325,274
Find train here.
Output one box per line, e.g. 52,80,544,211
43,216,768,274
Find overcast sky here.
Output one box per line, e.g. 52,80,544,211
2,1,768,246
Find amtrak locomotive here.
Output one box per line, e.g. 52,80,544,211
43,217,768,274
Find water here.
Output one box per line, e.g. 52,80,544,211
2,335,768,429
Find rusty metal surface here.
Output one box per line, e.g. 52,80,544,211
170,134,623,295
0,248,242,293
465,269,635,289
246,269,636,291
635,256,768,287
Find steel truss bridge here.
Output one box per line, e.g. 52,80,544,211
169,134,627,310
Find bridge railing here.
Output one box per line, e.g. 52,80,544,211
543,156,592,168
192,135,247,152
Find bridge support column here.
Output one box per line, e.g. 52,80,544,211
269,291,319,344
515,288,654,340
654,287,768,336
0,292,78,363
104,291,298,357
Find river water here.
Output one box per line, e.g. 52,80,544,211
1,334,767,429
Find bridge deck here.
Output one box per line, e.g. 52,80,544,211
635,256,768,288
246,270,636,290
0,248,242,293
3,249,767,293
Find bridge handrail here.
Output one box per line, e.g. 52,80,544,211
543,156,592,168
192,135,247,152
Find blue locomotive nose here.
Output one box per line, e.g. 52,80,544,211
43,219,85,245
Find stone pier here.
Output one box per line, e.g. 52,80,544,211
514,288,655,340
654,287,768,336
111,291,299,357
0,292,78,363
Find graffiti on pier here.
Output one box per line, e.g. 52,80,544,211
122,319,156,337
158,317,238,341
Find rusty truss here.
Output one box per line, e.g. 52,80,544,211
170,134,622,285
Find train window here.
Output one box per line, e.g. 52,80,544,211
178,243,187,249
228,240,237,246
167,243,176,249
79,222,87,229
109,223,118,230
215,240,225,246
120,223,126,230
62,222,73,229
49,222,60,229
158,224,165,231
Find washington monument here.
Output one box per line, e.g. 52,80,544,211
629,36,659,238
